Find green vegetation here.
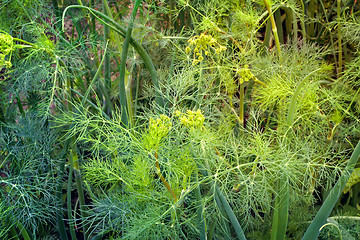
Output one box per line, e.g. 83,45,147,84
1,0,360,239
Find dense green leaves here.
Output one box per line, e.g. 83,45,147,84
1,0,360,239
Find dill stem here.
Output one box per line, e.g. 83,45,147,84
154,151,178,202
239,83,245,127
337,0,343,77
302,139,360,239
69,149,89,240
67,164,77,240
263,0,282,61
119,0,142,127
102,0,111,114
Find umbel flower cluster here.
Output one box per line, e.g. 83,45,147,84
185,33,226,65
0,31,13,68
239,64,255,84
143,114,172,150
143,110,206,151
175,109,205,129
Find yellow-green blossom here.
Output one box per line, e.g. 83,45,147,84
143,114,172,150
186,33,226,65
174,110,182,117
176,109,205,129
0,31,14,68
238,65,255,84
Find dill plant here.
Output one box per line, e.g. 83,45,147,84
1,0,360,239
0,113,62,238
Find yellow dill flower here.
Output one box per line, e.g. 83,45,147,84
177,109,205,129
0,31,14,68
143,114,172,150
174,110,182,117
239,65,255,84
185,33,226,65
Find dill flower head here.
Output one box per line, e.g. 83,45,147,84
143,114,172,150
0,31,14,68
186,33,226,65
176,109,205,129
238,65,255,84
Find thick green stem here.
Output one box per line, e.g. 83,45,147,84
81,41,109,105
298,0,307,41
292,5,298,44
307,0,316,38
215,185,247,240
118,0,142,127
191,147,247,240
263,19,272,49
195,172,206,240
89,0,96,33
213,188,231,236
62,5,165,109
239,83,245,127
70,149,89,240
270,175,289,240
337,0,343,76
280,5,293,42
16,221,31,240
102,0,111,112
302,140,360,240
15,95,25,116
56,140,71,240
67,161,77,240
263,0,282,61
286,68,322,128
274,9,284,44
103,0,133,119
154,152,177,202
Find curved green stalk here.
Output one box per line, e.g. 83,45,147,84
297,0,307,41
56,139,71,240
102,0,111,114
337,0,343,76
273,68,322,240
16,221,31,240
270,175,289,240
263,19,272,49
263,0,282,61
191,147,245,239
194,172,206,240
70,148,89,240
274,9,284,44
292,3,298,44
215,185,247,240
118,0,142,127
286,68,322,127
82,41,109,105
302,140,360,240
67,161,77,240
239,83,245,127
62,5,165,109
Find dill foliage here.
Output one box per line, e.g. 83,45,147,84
1,0,360,239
